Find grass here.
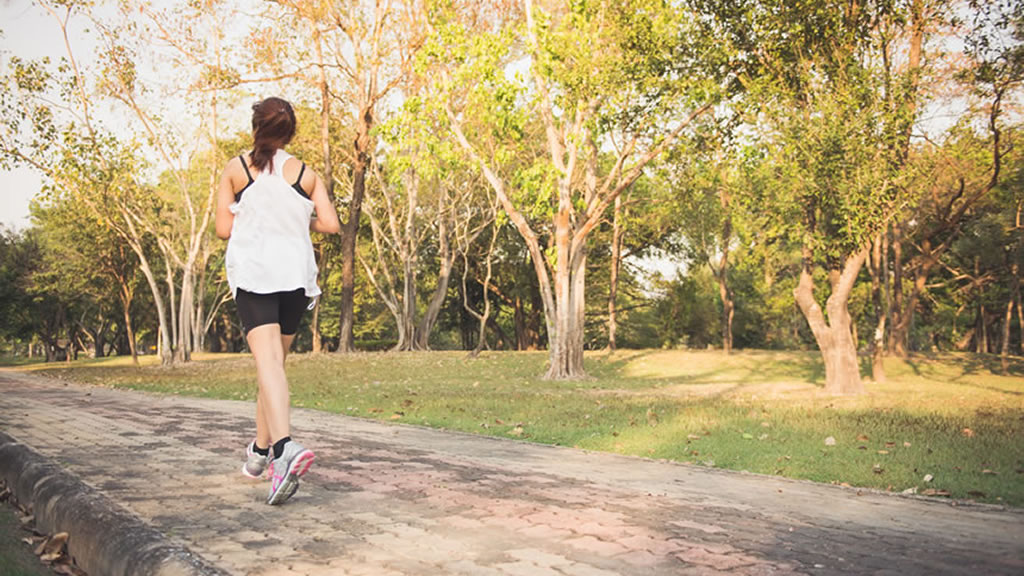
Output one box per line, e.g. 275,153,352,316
18,349,1024,507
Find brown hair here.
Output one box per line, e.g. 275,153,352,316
250,97,296,173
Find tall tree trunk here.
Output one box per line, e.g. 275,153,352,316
890,221,906,355
975,255,989,354
417,253,455,350
869,233,887,382
338,121,370,353
794,247,868,395
545,197,578,379
193,254,208,353
120,297,138,365
312,27,334,355
607,195,622,352
888,1,922,357
717,187,734,353
176,270,193,363
1002,261,1017,373
473,223,498,357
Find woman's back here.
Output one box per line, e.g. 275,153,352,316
225,149,320,298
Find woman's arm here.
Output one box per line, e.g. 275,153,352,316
309,172,341,235
215,159,238,240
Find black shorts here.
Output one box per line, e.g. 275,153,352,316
235,288,309,336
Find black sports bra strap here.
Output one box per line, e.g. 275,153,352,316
292,163,310,199
239,155,254,183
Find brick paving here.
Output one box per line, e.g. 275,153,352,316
0,370,1022,576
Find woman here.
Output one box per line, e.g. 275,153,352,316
216,97,340,505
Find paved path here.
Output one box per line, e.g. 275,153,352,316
0,371,1022,576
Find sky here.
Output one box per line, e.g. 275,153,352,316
1,1,58,230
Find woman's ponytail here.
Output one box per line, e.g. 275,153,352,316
250,97,297,173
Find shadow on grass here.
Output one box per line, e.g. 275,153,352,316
588,349,827,391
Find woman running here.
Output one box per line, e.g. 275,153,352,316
215,97,340,505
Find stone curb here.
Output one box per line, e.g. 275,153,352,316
0,431,228,576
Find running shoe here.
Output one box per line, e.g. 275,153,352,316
266,440,315,505
241,440,271,479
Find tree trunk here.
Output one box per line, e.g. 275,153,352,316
312,28,334,355
869,233,887,382
544,198,582,379
717,187,734,353
417,259,454,350
794,247,868,395
889,221,906,356
713,270,734,354
1002,266,1016,373
1018,277,1023,356
122,302,138,365
131,241,173,366
607,195,622,352
338,111,372,353
176,269,193,363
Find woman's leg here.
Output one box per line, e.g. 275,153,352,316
254,332,297,450
247,324,290,443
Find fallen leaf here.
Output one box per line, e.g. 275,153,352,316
962,428,974,438
856,434,870,441
390,412,404,420
921,489,951,497
858,445,867,450
687,434,702,440
877,450,889,455
20,515,34,526
872,464,884,474
902,487,918,495
509,425,524,437
903,441,912,447
982,469,998,475
923,474,934,483
967,490,987,498
759,433,769,440
885,441,896,448
494,418,505,425
824,436,836,446
742,433,754,440
761,421,771,428
42,533,68,556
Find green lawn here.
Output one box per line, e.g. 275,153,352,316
21,349,1024,506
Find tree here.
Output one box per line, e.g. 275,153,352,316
889,0,1023,357
742,0,910,394
445,0,730,378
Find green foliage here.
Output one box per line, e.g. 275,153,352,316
0,229,40,342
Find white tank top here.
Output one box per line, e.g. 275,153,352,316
225,149,320,299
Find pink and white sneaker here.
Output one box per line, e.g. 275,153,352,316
266,441,315,505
